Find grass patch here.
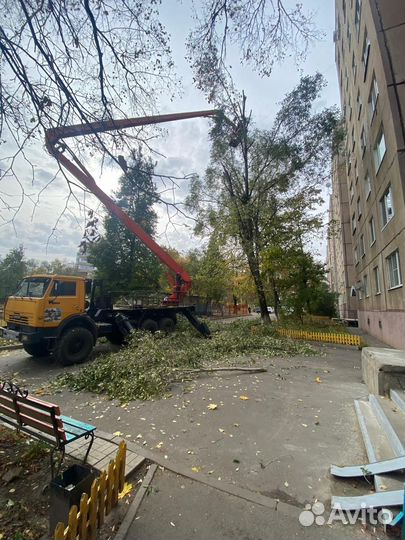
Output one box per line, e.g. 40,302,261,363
57,319,318,402
276,317,347,334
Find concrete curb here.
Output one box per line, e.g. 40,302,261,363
114,464,158,540
0,343,23,351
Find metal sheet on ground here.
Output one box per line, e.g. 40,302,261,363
331,456,405,477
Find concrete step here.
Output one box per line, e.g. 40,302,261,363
390,389,405,414
354,400,404,494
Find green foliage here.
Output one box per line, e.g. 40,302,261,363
276,318,346,333
0,246,26,300
307,282,338,318
264,248,333,320
58,319,318,402
187,237,231,301
88,150,162,293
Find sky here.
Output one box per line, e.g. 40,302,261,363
0,0,340,264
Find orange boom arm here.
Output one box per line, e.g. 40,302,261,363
45,110,218,304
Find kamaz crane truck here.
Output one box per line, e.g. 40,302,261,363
0,110,218,364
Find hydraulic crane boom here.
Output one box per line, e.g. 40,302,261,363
45,110,218,304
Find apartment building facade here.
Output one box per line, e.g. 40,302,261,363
332,0,405,348
327,154,358,319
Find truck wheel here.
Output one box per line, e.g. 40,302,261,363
55,327,94,366
23,342,49,358
140,319,158,333
158,317,175,333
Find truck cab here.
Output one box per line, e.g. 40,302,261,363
1,275,97,364
4,275,86,330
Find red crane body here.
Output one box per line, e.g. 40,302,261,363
45,110,218,304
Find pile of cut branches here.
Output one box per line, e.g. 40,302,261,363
57,319,317,402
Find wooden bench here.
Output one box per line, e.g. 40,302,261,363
0,380,96,477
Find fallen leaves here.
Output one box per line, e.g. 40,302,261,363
113,431,123,437
118,482,133,500
191,466,201,473
207,403,218,410
315,377,322,383
239,395,249,401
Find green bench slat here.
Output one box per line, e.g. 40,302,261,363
60,415,96,442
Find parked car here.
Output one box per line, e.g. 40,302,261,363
252,306,277,320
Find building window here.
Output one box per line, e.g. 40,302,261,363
373,128,386,172
343,0,346,21
352,52,357,79
362,30,370,77
355,0,362,36
368,75,379,122
369,216,376,245
358,281,363,299
352,213,356,234
356,89,362,119
386,250,402,289
373,266,381,294
380,185,394,227
348,94,352,119
351,126,356,152
354,245,359,265
350,182,354,201
360,234,365,258
364,172,371,199
355,161,359,183
357,196,362,219
360,126,367,156
363,274,369,297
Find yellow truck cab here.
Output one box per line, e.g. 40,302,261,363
2,275,97,365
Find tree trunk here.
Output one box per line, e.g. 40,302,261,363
271,278,280,320
245,251,270,324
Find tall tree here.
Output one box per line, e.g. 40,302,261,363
88,151,161,292
187,74,339,322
